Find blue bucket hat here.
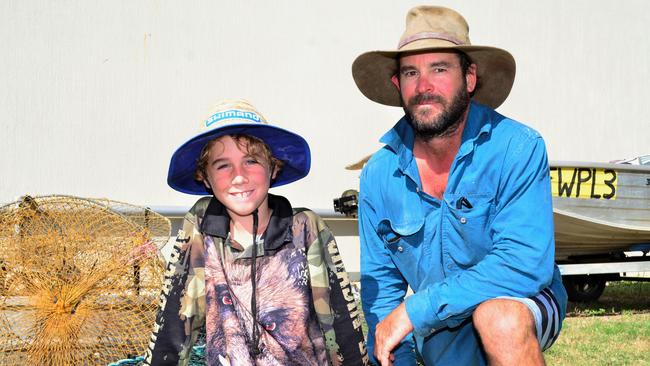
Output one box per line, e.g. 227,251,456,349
167,99,311,195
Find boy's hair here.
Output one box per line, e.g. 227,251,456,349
194,134,285,183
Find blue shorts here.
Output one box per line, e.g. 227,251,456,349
498,287,562,351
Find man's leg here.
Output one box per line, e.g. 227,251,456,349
472,288,561,366
473,298,543,365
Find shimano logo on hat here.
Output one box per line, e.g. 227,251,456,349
205,109,262,127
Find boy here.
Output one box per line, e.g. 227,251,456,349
145,99,368,366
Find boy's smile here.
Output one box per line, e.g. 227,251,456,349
230,190,253,199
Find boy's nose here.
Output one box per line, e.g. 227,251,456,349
232,166,248,184
231,173,248,185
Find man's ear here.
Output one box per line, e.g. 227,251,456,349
466,64,478,94
390,74,401,91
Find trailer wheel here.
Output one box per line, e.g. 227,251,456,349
562,275,606,302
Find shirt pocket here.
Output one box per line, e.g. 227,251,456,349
376,220,420,283
442,193,494,269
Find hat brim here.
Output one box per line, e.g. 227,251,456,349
352,45,515,109
167,124,311,195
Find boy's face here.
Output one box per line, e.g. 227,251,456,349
203,135,275,220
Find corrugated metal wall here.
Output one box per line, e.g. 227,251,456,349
2,1,649,271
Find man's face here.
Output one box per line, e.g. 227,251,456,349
391,51,477,139
203,135,275,221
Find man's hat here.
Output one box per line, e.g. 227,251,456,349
167,99,311,195
352,5,516,109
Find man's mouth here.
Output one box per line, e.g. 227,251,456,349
409,94,444,106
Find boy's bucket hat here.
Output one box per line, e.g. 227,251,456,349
168,99,311,195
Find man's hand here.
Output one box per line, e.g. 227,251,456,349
374,302,414,366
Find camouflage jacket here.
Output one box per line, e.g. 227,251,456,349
145,194,369,365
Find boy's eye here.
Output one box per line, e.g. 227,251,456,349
215,163,230,170
245,158,260,165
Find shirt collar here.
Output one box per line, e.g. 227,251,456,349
200,193,294,254
379,115,418,179
379,101,493,169
458,101,493,158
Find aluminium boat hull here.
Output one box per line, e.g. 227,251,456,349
550,162,650,259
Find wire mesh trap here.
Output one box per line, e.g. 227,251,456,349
0,195,171,365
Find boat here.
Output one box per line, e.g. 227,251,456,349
551,160,650,260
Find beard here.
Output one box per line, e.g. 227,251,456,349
403,84,470,140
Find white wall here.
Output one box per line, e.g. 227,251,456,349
2,0,649,213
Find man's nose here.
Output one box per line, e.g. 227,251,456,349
415,75,434,94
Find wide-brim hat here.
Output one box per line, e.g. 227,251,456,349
168,99,311,195
352,5,516,109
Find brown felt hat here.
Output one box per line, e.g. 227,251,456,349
352,5,516,109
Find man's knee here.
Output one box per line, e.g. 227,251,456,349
473,299,545,365
473,298,536,341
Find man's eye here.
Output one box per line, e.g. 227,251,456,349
433,68,447,73
403,70,418,77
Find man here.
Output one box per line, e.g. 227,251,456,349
352,6,567,366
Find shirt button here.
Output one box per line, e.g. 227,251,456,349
397,246,404,252
460,217,467,224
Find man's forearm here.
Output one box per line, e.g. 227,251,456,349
374,303,416,366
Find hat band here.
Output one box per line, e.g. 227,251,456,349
205,109,262,127
398,32,465,49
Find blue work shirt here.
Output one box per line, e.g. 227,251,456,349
359,102,567,365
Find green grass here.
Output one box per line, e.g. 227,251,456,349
566,280,650,316
544,313,650,365
544,281,650,366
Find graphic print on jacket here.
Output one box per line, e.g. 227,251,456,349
204,235,327,365
144,195,368,366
